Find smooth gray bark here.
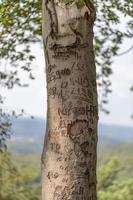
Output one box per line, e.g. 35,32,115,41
42,0,98,199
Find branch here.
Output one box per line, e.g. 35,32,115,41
117,45,133,56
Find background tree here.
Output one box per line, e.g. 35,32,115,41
98,157,133,200
0,109,11,152
0,151,41,200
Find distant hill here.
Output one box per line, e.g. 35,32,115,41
98,123,133,146
9,117,45,154
8,117,133,154
11,117,45,139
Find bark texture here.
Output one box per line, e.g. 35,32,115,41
42,0,98,199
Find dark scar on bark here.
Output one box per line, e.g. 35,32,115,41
67,119,93,137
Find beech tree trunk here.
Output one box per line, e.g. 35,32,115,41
42,0,98,199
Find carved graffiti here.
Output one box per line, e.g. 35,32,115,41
50,142,61,154
67,120,96,170
48,71,61,83
42,1,97,199
51,46,79,60
48,86,57,98
48,86,66,99
61,81,68,89
70,87,94,102
47,171,59,180
71,62,86,72
48,68,71,83
58,103,97,119
58,101,72,117
53,185,62,200
47,64,57,73
70,77,90,87
48,84,95,104
53,182,88,200
58,119,73,129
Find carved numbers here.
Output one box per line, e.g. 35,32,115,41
50,142,61,154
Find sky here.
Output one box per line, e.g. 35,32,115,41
1,41,133,127
100,44,133,127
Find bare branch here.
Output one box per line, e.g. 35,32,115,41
117,45,133,56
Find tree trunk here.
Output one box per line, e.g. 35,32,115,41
42,0,98,199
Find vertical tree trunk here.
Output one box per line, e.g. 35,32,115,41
42,0,98,199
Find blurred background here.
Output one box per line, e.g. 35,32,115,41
0,0,133,200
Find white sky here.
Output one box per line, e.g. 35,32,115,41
100,44,133,127
1,41,133,127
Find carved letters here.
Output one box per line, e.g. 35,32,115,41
58,104,97,119
42,1,97,200
53,182,89,200
50,142,61,154
48,68,71,83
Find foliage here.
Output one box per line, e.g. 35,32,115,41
0,108,11,153
0,0,133,150
97,157,133,200
1,146,133,200
94,0,133,112
98,157,121,189
0,151,41,200
0,0,41,88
